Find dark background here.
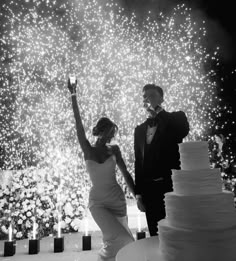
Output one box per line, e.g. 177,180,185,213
121,0,236,91
122,0,236,153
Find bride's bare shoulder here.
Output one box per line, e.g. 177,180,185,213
109,144,122,157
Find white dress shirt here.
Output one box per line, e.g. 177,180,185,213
146,107,163,144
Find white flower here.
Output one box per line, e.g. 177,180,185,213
14,183,21,189
64,202,74,217
20,192,25,199
16,203,20,208
23,206,28,212
78,206,84,212
0,198,7,208
60,221,66,229
14,211,20,216
16,231,23,238
46,223,49,228
71,218,81,231
4,189,10,195
18,219,23,225
72,200,77,205
71,193,76,199
48,185,54,190
26,220,31,228
31,187,37,193
37,184,44,194
26,211,32,217
1,225,8,234
37,209,44,216
65,217,71,224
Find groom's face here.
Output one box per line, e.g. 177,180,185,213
143,89,163,110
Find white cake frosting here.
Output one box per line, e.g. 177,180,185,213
158,141,236,261
165,191,236,230
159,219,236,261
179,141,210,170
172,168,222,195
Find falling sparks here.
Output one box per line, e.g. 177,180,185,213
0,0,234,180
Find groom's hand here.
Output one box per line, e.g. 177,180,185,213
136,195,146,212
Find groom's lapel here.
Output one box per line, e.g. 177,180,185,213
149,110,169,147
139,123,148,160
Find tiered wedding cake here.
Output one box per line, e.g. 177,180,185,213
158,141,236,261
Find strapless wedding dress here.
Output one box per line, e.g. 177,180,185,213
86,155,134,261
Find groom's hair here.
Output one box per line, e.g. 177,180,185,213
143,84,164,98
92,117,118,136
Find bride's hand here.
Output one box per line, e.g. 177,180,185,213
137,197,146,212
68,78,77,94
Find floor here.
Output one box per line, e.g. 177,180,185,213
0,202,149,261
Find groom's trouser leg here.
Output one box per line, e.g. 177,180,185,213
142,182,166,236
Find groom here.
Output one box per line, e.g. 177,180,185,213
134,84,189,236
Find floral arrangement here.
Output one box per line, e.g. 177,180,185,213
0,140,235,240
0,167,90,240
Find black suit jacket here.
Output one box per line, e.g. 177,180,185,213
134,110,189,194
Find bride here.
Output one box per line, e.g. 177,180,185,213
67,78,135,260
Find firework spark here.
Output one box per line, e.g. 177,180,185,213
0,0,234,178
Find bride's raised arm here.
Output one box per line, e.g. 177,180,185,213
68,78,91,157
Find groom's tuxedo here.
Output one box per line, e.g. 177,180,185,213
134,109,189,236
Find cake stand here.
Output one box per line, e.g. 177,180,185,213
116,236,163,261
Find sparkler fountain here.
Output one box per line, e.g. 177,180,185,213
0,0,234,242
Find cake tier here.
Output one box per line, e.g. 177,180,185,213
158,219,236,261
172,168,222,195
179,141,210,170
164,191,236,230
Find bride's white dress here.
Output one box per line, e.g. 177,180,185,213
86,155,134,261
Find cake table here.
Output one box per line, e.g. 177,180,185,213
116,236,162,261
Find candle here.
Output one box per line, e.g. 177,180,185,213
54,236,64,253
4,241,16,256
54,210,64,253
8,223,13,242
136,212,146,240
4,224,16,256
28,238,40,255
82,216,91,250
57,212,61,238
84,216,89,236
82,234,91,251
136,230,146,240
32,220,37,240
29,220,40,255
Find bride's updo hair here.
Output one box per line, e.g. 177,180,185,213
92,117,118,136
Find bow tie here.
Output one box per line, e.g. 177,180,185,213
146,116,159,127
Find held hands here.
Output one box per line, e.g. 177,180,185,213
67,77,77,95
136,196,146,212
